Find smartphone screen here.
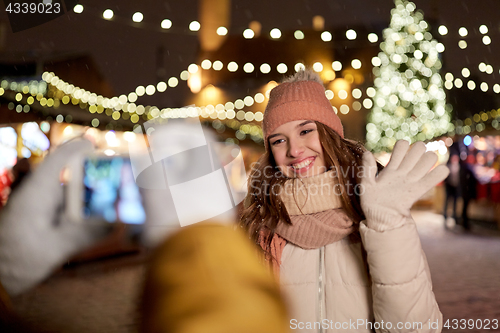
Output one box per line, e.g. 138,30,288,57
83,157,146,224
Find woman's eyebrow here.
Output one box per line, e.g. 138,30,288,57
297,120,314,128
268,121,314,140
268,133,281,140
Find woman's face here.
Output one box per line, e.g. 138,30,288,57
269,120,326,178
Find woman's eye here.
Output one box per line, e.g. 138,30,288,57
300,129,313,135
271,139,284,146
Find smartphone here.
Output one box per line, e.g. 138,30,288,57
67,155,146,225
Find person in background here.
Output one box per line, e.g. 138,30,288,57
8,158,31,195
443,154,460,228
460,154,477,231
0,170,12,209
474,152,496,185
0,158,31,210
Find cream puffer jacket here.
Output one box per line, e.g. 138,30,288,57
274,173,443,333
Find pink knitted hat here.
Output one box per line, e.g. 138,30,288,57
262,79,344,150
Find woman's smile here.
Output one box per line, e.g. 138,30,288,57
290,156,317,174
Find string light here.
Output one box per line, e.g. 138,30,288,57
352,89,362,99
180,70,189,80
321,31,332,42
295,63,305,72
145,85,155,95
193,60,206,72
368,33,378,43
351,59,362,69
103,9,113,20
217,27,228,36
188,64,199,73
132,12,143,23
210,61,223,71
136,86,145,96
73,4,83,13
243,29,254,39
294,30,305,40
270,28,281,39
227,62,238,72
168,77,178,87
161,19,172,29
312,62,323,72
346,29,357,40
438,25,448,35
243,63,254,73
189,21,200,31
332,61,342,71
260,63,271,74
277,63,288,74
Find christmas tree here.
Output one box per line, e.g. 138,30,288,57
366,0,452,152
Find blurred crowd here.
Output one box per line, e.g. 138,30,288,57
443,135,500,229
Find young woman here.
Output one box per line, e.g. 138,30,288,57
240,70,448,332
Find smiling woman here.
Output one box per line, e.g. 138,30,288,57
239,69,447,333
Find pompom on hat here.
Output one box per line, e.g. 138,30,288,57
262,69,344,150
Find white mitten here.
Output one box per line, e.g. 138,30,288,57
360,140,449,231
0,139,109,296
135,121,240,248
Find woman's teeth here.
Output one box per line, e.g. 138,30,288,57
291,158,313,169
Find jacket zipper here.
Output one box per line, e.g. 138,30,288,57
318,246,326,333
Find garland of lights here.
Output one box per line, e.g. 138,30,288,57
6,68,374,120
70,3,500,45
3,53,499,119
4,74,500,143
71,4,383,43
37,54,370,119
1,71,373,144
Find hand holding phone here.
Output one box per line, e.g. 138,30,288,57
0,139,110,295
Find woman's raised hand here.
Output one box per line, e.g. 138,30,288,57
360,140,449,226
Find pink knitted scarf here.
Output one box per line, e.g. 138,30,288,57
264,171,356,275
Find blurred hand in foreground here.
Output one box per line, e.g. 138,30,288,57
0,139,109,296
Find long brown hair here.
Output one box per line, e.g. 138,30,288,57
239,122,377,261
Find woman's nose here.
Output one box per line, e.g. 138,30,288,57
287,138,305,157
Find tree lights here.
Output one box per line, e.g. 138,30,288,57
366,0,452,152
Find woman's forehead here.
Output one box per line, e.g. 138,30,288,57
271,120,315,135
